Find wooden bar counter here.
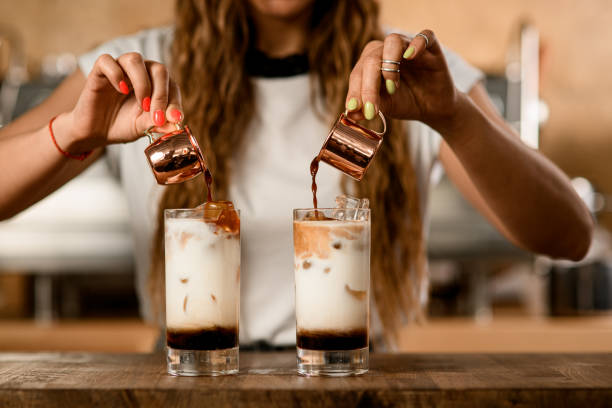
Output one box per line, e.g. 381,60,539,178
1,352,611,407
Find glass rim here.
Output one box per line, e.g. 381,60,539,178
165,208,240,216
293,208,370,221
293,208,370,212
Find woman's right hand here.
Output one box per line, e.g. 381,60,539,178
61,52,183,153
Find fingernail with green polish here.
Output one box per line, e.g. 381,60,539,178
364,101,375,120
386,79,396,95
347,97,358,111
403,46,415,59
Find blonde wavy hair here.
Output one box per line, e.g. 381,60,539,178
150,0,426,347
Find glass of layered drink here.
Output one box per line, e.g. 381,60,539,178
164,202,240,376
293,204,370,376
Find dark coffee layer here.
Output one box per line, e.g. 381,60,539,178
166,326,238,350
297,328,368,350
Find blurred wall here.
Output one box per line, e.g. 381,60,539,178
2,0,611,229
0,0,173,76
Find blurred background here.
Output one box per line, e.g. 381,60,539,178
1,0,611,353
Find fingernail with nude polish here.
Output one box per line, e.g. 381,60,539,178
364,101,375,120
154,110,165,126
403,46,415,59
119,80,129,95
170,109,183,122
386,79,396,95
346,97,358,111
142,97,151,112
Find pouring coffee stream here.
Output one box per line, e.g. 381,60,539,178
142,110,386,214
203,167,214,203
310,156,320,209
310,111,387,210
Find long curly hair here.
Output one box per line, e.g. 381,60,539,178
149,0,426,347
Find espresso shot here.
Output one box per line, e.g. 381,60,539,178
166,326,238,350
297,329,368,351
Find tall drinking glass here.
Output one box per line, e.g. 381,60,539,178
164,205,240,376
293,208,370,376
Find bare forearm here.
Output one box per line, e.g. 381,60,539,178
437,93,593,260
0,113,101,220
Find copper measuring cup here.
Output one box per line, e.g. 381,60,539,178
317,111,387,181
143,123,208,185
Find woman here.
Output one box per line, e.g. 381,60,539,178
0,0,592,348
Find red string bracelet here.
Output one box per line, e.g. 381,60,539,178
49,116,93,161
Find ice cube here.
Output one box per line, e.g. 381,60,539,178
333,194,369,220
202,201,234,222
331,208,346,221
216,207,240,233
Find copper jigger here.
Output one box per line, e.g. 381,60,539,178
318,111,387,181
143,123,208,185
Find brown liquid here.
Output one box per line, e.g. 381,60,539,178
307,155,334,220
202,201,240,234
196,148,240,235
310,155,320,209
297,328,368,350
166,326,238,350
204,167,214,202
194,148,214,202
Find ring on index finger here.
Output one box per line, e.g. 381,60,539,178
415,32,430,48
381,59,401,73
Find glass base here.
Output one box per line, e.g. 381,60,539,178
166,346,238,376
297,347,368,377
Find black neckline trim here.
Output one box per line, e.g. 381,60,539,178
245,48,309,78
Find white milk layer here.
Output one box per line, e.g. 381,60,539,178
294,220,370,331
165,217,240,330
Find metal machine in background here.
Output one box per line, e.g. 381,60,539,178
429,21,612,318
429,21,545,256
0,27,27,127
541,178,612,316
0,36,135,321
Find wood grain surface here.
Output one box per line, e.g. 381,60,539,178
1,352,611,407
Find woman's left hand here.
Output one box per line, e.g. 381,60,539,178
346,29,461,131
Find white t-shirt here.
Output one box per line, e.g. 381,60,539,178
78,26,483,346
